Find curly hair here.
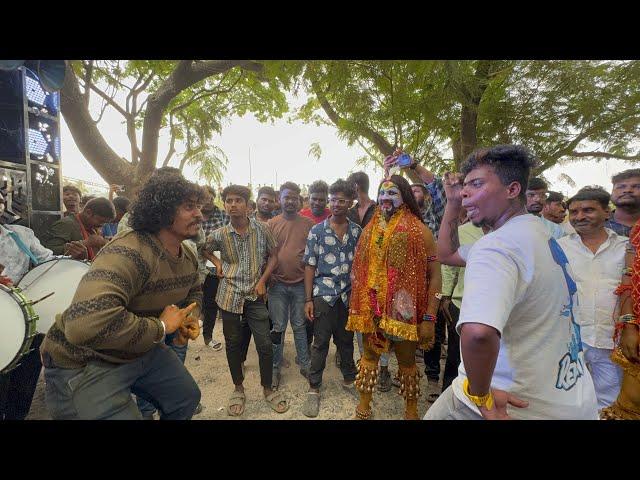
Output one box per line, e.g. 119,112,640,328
128,175,206,233
308,180,329,196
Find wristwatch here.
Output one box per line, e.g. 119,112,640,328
462,378,494,410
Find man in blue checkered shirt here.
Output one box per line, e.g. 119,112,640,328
400,160,446,239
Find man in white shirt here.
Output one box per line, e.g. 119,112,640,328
558,186,627,409
426,144,597,420
0,191,58,420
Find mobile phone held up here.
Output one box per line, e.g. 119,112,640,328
396,153,412,168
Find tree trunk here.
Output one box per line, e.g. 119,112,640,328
60,62,133,186
460,105,478,160
458,60,493,163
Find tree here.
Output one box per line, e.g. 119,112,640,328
296,60,640,175
61,60,291,192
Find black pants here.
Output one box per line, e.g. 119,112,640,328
240,303,273,363
202,274,220,343
0,333,44,420
220,300,273,389
442,303,461,392
424,310,447,381
308,298,356,389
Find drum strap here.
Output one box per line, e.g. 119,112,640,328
7,230,40,266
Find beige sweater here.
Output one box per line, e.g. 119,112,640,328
41,230,202,368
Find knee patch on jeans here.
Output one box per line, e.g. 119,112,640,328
270,330,283,344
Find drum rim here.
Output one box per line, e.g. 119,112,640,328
0,284,38,374
17,256,91,278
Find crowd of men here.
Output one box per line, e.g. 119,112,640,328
2,146,640,420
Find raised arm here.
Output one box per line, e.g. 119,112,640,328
436,172,467,267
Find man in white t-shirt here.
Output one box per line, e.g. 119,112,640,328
425,144,598,420
558,186,627,409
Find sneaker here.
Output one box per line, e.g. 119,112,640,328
299,367,310,379
194,403,203,415
392,373,401,388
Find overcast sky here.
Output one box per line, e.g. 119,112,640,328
59,91,633,199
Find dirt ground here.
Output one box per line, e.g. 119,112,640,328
26,323,445,420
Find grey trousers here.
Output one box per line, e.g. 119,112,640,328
423,385,483,420
43,344,201,420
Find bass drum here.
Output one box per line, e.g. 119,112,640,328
0,285,38,373
18,257,91,334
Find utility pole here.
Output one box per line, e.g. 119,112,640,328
249,146,253,188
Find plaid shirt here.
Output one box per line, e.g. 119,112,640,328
605,211,631,237
205,218,276,314
423,176,446,239
202,207,229,236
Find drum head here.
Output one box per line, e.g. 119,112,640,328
18,258,90,333
0,287,27,372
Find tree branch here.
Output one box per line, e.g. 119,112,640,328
81,80,131,119
309,76,394,156
139,60,252,179
569,151,640,161
82,60,94,108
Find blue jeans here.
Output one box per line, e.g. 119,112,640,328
43,344,200,420
268,281,310,371
137,333,188,417
356,332,389,367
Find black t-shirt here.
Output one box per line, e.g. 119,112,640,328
347,201,377,228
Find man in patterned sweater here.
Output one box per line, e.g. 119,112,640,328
40,174,205,420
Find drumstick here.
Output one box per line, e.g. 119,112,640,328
29,291,55,305
19,259,61,290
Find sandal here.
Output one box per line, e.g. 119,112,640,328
301,391,320,418
265,390,289,414
227,391,246,416
206,340,223,352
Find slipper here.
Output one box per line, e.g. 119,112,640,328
227,391,246,416
301,391,320,418
265,390,289,414
207,340,223,352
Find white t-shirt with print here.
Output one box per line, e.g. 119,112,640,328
452,214,598,420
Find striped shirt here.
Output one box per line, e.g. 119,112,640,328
40,230,202,368
205,218,276,313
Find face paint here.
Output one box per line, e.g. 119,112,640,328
378,182,403,214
